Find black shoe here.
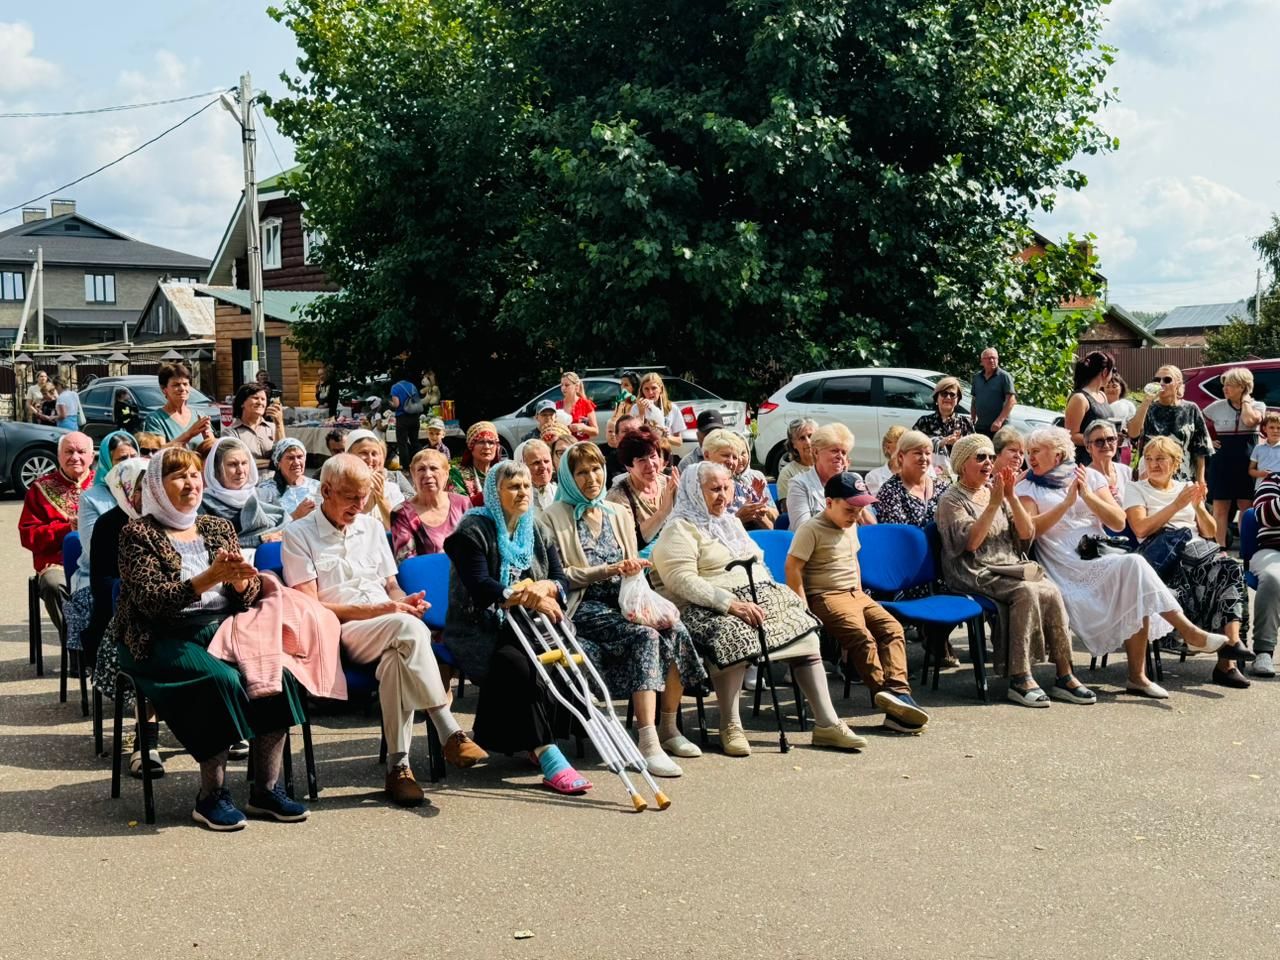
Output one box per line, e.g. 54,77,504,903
1224,643,1257,664
227,740,250,761
1211,666,1252,689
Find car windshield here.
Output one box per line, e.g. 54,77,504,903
667,378,721,401
132,384,213,406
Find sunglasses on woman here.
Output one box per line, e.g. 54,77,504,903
1155,376,1175,385
936,391,958,399
1090,437,1117,448
973,452,995,463
139,446,161,456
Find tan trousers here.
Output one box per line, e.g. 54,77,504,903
810,589,909,695
341,613,448,756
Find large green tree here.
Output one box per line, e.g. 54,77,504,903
268,0,1114,416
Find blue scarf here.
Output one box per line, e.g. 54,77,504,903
1022,464,1074,489
464,467,535,586
553,442,614,520
93,429,136,489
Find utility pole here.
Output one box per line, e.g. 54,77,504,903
36,246,43,347
222,73,267,380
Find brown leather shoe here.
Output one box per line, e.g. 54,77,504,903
443,730,488,768
384,765,426,806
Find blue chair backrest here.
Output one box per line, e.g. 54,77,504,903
767,482,779,504
397,552,451,631
774,512,790,531
62,532,82,583
255,540,284,577
1241,507,1259,565
747,529,793,584
857,523,934,595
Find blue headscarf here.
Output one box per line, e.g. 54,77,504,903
554,441,614,520
93,429,137,489
465,463,535,586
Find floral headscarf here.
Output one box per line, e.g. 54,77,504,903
668,461,756,557
105,458,148,520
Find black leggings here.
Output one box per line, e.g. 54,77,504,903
472,637,561,755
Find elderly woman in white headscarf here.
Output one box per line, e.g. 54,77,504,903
649,461,867,757
345,428,413,529
256,437,320,521
198,437,287,549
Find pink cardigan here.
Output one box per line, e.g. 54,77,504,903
208,574,347,700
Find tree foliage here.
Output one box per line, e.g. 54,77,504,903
268,0,1115,416
1204,215,1280,365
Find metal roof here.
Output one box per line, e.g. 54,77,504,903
0,213,209,271
42,308,139,328
194,284,330,323
1153,299,1251,332
133,282,217,338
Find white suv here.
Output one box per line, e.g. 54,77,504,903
754,367,1060,474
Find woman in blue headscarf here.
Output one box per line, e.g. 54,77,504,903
442,459,593,795
61,430,139,660
537,442,706,778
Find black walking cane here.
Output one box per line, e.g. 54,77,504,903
724,556,790,753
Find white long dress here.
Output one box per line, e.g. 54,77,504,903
1016,469,1177,656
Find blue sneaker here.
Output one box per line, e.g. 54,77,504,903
245,782,309,822
192,788,247,831
874,690,930,727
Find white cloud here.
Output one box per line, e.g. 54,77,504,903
0,22,58,92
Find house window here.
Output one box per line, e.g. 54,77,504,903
261,218,282,270
0,271,24,301
84,272,116,303
302,220,324,264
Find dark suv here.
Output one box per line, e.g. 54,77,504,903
78,375,222,442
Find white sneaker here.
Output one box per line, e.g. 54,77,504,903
643,751,683,778
661,734,703,758
1252,652,1276,678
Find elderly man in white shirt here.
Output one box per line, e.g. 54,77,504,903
283,453,486,807
515,438,558,513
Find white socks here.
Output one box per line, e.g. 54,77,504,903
428,705,461,741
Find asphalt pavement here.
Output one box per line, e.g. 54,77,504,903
1,495,1278,960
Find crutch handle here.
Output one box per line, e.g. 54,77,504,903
537,650,584,666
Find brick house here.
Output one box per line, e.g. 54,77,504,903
0,200,208,348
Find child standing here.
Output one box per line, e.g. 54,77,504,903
1249,411,1280,487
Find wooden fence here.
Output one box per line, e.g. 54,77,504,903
1078,346,1207,390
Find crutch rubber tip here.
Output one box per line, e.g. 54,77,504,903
631,795,648,813
654,791,671,810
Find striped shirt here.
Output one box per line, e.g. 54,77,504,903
1254,472,1280,552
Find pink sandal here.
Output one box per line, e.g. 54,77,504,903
542,768,592,795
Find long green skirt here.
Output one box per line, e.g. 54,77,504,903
118,613,305,762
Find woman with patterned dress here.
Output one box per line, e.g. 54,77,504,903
1127,364,1213,483
538,442,707,778
913,376,975,472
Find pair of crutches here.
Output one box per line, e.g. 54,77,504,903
507,602,671,812
725,556,791,754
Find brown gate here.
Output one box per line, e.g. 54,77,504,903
1078,346,1207,390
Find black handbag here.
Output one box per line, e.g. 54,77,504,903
1076,533,1135,560
1135,526,1194,577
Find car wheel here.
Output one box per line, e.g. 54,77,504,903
765,442,787,478
499,437,514,460
12,447,56,495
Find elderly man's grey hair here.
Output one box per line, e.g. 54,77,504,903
320,452,372,488
514,438,550,465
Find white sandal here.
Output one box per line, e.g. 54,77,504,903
1006,684,1050,708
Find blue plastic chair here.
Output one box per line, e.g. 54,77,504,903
774,512,790,532
1241,507,1259,590
748,529,793,584
254,540,284,578
58,533,87,712
767,482,779,504
856,523,989,700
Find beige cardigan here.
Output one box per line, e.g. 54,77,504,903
536,500,640,618
649,518,765,614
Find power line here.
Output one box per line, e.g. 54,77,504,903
0,88,232,119
0,97,222,217
255,104,285,176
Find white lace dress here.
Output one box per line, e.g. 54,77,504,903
1016,469,1177,655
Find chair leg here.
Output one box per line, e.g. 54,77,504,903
93,687,104,756
136,686,155,825
58,622,69,704
695,691,708,747
425,720,445,783
1152,639,1164,682
28,577,39,669
842,649,853,699
969,620,990,703
931,628,944,692
110,677,126,799
624,697,634,730
752,662,763,717
78,651,90,717
919,624,933,686
301,722,318,799
378,728,388,765
1100,653,1109,669
1088,656,1098,672
456,670,466,701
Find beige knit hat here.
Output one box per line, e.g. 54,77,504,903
949,433,994,477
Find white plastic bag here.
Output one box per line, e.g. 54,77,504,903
618,573,681,631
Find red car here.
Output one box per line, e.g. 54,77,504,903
1181,359,1280,413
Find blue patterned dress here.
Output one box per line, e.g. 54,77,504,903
571,517,707,696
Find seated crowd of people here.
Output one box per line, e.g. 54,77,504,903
17,358,1274,832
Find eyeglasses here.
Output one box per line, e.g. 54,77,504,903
473,439,498,446
1090,437,1118,447
139,447,161,456
1155,376,1176,385
973,452,995,463
936,391,958,399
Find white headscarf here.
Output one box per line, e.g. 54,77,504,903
142,448,199,531
344,429,382,452
105,458,148,520
668,461,756,557
202,436,260,510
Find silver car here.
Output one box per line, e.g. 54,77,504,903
492,374,749,456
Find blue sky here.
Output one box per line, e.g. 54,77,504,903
0,0,1276,312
